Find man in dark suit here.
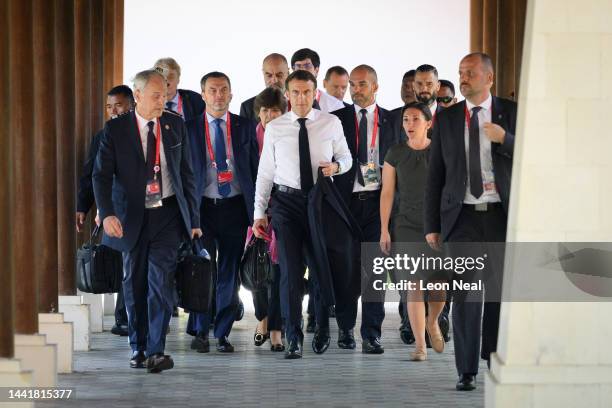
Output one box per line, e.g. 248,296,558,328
323,65,350,106
154,58,205,121
185,72,259,353
390,69,416,142
239,53,289,122
331,64,399,354
424,52,516,391
76,84,134,337
93,69,202,373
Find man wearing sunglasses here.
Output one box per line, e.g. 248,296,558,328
437,79,458,108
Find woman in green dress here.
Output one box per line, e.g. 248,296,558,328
379,102,447,361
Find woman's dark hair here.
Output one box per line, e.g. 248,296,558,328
253,87,288,121
401,101,433,121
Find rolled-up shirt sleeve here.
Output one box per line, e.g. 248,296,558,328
331,118,352,175
253,125,276,220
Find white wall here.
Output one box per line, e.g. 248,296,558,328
124,0,469,112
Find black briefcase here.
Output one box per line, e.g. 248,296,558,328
176,239,214,313
76,226,123,294
240,236,272,292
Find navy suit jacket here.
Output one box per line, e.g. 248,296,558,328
331,104,399,203
93,111,200,252
424,96,517,241
178,89,206,121
185,112,259,224
239,96,257,123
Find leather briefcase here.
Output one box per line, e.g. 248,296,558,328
176,239,214,313
240,236,272,292
76,226,123,294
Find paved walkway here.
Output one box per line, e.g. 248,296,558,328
39,302,486,408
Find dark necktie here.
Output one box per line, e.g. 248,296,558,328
356,108,368,186
297,118,314,193
468,106,483,198
146,121,162,194
166,101,173,111
213,118,231,197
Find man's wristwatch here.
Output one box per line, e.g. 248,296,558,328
335,162,341,174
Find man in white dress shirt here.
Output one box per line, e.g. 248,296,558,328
253,70,352,359
290,48,345,113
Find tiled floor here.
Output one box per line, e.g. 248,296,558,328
39,303,486,408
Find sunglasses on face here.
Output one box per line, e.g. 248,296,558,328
437,96,454,104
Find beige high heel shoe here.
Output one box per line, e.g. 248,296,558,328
410,348,427,361
426,319,445,353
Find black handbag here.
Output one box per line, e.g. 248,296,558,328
175,239,214,313
76,226,123,294
240,236,272,292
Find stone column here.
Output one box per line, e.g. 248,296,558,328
486,1,612,407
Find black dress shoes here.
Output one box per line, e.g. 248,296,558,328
146,353,174,373
305,314,316,333
399,318,415,345
311,328,330,354
111,323,129,337
235,301,245,321
337,329,356,349
456,374,476,391
129,351,146,368
270,343,285,352
439,314,450,342
191,333,210,353
285,337,303,359
362,338,385,354
216,336,235,353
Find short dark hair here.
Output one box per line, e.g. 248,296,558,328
291,48,320,68
200,71,231,90
402,69,416,81
285,70,317,91
401,101,433,121
463,52,494,72
438,79,455,96
107,85,134,103
324,66,348,81
415,64,439,78
253,87,288,121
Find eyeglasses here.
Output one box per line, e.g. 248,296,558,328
293,63,314,71
437,96,453,104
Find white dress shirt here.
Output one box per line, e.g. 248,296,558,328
463,93,501,204
254,108,352,220
353,102,381,192
429,101,438,118
317,89,345,113
203,112,241,199
134,109,175,199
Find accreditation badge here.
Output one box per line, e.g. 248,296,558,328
145,178,162,208
360,161,380,186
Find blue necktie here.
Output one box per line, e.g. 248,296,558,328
213,118,231,197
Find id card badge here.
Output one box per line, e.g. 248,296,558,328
217,169,234,184
360,161,380,186
145,178,163,208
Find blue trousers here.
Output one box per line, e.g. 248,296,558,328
122,196,182,356
187,196,248,339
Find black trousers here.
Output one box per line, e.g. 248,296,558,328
114,285,128,325
252,264,282,331
446,204,506,376
271,191,314,343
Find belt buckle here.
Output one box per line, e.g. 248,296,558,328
279,185,288,193
357,192,367,200
475,203,488,212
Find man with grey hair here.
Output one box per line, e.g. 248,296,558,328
154,57,205,121
239,53,290,122
93,69,202,373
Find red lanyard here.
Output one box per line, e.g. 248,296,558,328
177,94,183,116
315,89,321,103
135,117,161,175
204,112,232,164
354,106,379,154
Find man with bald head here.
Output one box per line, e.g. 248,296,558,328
330,65,398,355
239,53,289,122
425,52,517,391
93,69,202,373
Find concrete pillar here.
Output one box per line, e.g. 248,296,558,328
486,1,612,407
14,335,57,387
0,360,33,408
59,296,91,351
103,293,116,316
80,292,104,333
39,313,73,373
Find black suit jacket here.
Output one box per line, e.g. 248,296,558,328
331,104,399,203
424,97,517,241
93,111,200,252
178,89,205,121
239,96,257,123
308,169,363,306
76,129,104,213
185,112,259,224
